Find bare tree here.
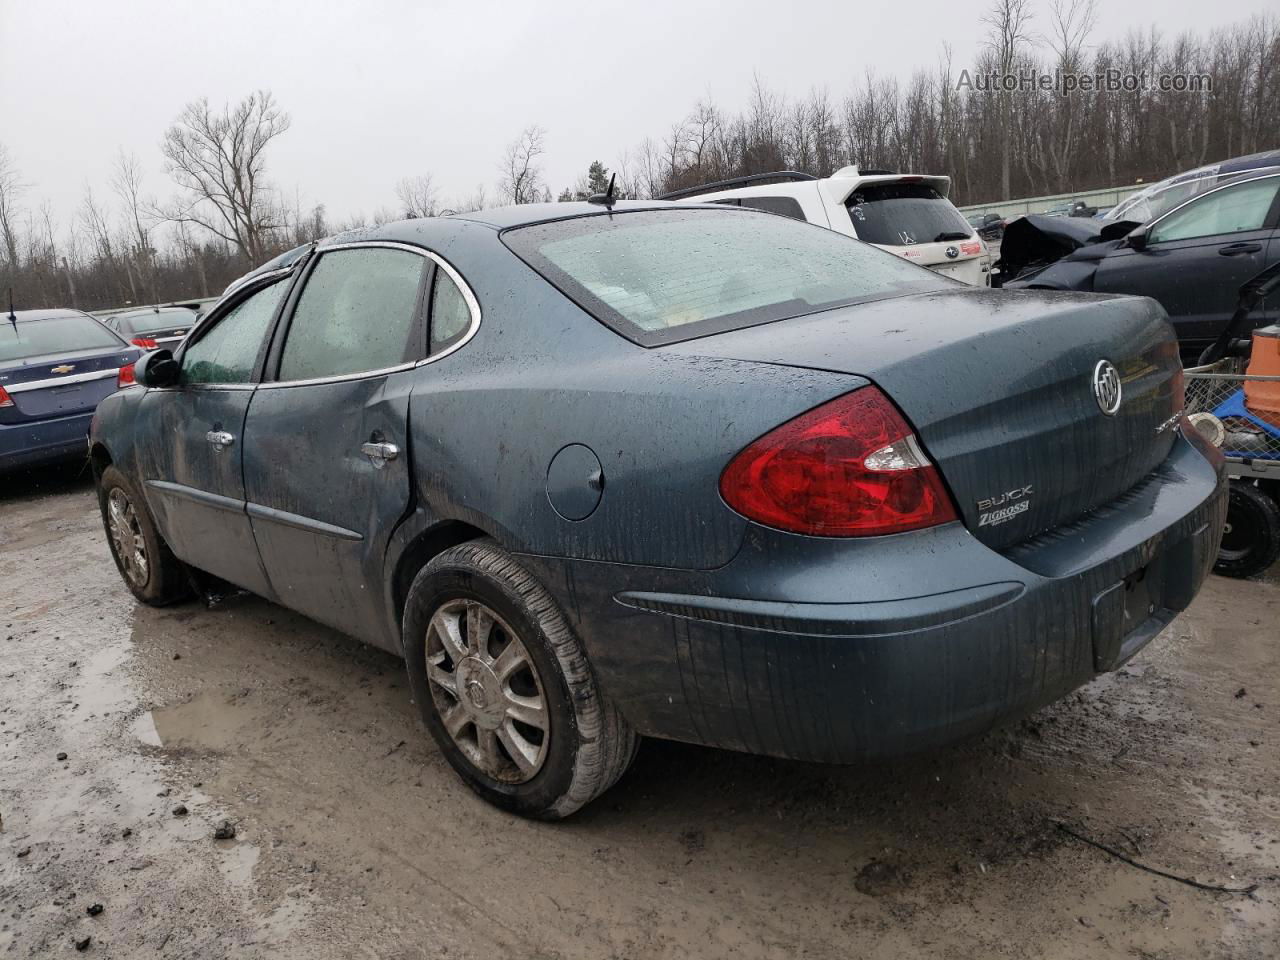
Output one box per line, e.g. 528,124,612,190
1038,0,1098,188
498,126,546,205
113,151,158,304
633,137,666,199
395,174,439,218
441,184,488,215
685,100,723,179
0,143,23,270
173,221,209,298
663,119,690,186
160,91,291,262
78,186,132,302
982,0,1035,199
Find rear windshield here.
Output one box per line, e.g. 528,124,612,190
0,315,123,363
126,312,195,335
846,183,973,247
502,208,947,346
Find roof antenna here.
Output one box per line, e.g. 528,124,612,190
6,288,16,331
587,173,617,209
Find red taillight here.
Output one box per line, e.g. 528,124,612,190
719,387,958,537
0,384,12,408
117,364,137,389
131,337,158,349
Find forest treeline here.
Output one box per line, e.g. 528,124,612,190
1,1,1276,311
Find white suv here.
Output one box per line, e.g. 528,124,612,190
665,167,991,285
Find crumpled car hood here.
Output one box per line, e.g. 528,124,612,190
996,214,1140,286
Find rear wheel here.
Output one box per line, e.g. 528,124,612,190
403,539,636,819
1215,480,1280,579
97,465,190,605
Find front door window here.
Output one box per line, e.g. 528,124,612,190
180,280,288,385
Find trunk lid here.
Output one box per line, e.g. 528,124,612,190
883,238,987,285
663,288,1182,549
0,346,137,422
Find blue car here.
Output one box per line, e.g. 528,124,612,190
1,309,140,473
89,202,1226,818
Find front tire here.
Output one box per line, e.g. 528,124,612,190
1215,480,1280,579
97,465,190,605
403,539,636,819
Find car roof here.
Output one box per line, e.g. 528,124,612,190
111,306,196,322
438,200,704,230
1220,148,1280,174
309,201,734,247
5,308,99,324
221,202,754,296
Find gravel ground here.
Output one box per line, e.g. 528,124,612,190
1,464,1277,959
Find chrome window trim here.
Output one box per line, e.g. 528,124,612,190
144,383,256,393
163,269,298,392
257,240,482,391
187,266,294,338
217,264,298,303
259,361,420,390
4,368,119,393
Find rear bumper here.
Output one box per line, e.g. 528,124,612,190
0,411,93,471
929,257,987,286
518,435,1226,763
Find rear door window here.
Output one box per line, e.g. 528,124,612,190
429,270,474,353
276,247,428,381
503,208,947,346
738,196,806,221
180,280,287,385
130,312,196,335
0,315,123,363
846,183,973,246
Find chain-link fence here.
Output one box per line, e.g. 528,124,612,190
1184,359,1280,461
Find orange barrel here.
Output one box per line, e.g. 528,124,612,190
1244,324,1280,426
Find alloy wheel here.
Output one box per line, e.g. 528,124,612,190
424,598,549,783
107,488,149,587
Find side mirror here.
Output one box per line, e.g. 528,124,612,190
1126,228,1150,252
135,349,179,388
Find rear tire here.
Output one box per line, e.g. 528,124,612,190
403,539,637,819
97,465,190,605
1214,480,1280,579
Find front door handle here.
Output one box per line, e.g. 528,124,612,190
1219,242,1262,256
206,430,235,449
361,441,400,466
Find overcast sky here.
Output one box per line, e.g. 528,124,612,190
0,0,1269,237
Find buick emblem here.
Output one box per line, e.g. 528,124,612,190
465,679,488,709
944,245,959,259
1092,360,1122,416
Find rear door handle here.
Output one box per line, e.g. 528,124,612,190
361,441,400,466
1219,242,1262,256
206,430,235,449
